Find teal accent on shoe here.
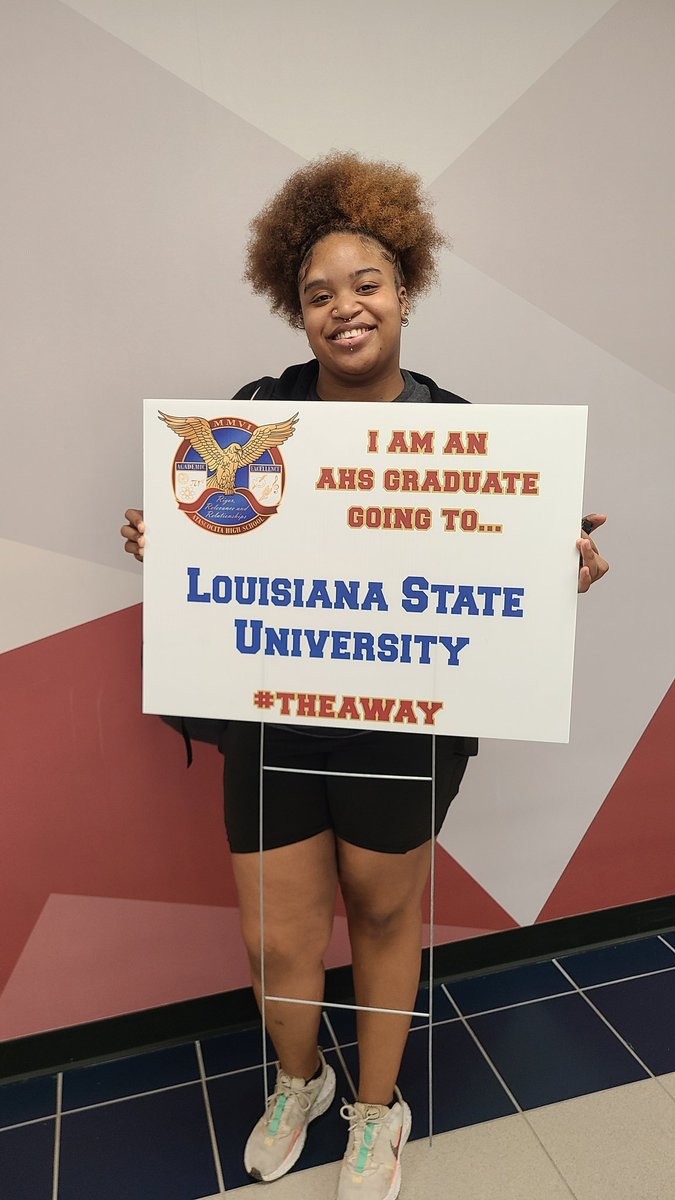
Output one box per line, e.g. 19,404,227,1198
269,1094,288,1136
355,1121,375,1173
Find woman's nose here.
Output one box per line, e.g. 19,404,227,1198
332,294,361,319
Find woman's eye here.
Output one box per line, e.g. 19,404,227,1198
357,282,377,293
311,293,331,304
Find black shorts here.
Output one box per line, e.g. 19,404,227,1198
221,722,470,855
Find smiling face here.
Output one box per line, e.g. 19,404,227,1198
298,232,408,401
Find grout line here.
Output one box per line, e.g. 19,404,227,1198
442,988,573,1019
8,951,675,1135
441,986,579,1199
441,986,522,1114
201,1060,277,1084
1,1113,57,1134
56,1075,202,1118
584,964,675,990
552,959,655,1078
196,1041,226,1197
321,1012,357,1099
657,935,675,957
554,958,675,1112
51,1073,62,1200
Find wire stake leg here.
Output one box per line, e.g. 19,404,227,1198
427,734,437,1148
258,721,269,1108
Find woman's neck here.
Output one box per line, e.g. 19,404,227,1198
316,364,405,402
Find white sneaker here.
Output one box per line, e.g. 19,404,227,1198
244,1049,336,1182
337,1087,412,1200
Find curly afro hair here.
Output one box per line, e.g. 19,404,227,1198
244,151,447,329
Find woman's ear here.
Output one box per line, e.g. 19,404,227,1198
399,286,410,325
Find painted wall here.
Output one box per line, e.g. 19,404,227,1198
1,0,673,1040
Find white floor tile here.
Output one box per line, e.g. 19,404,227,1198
527,1078,675,1199
224,1159,340,1197
657,1071,675,1103
224,1114,574,1199
396,1118,574,1200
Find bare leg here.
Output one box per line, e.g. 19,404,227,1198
338,839,431,1104
232,830,338,1080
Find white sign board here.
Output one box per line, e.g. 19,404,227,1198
143,400,587,742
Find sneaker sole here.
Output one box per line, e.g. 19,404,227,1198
245,1064,337,1183
384,1102,412,1200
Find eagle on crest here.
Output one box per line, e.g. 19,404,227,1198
159,410,298,496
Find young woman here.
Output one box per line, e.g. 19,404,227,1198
122,152,608,1200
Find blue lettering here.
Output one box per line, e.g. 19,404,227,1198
362,581,389,611
401,575,428,613
439,636,471,665
271,578,292,605
235,576,258,604
213,575,231,603
187,566,210,603
503,587,525,617
353,632,375,661
413,634,438,664
450,586,480,617
334,580,360,610
306,579,331,608
331,630,351,659
377,633,399,662
264,627,289,655
305,628,330,658
235,619,262,653
429,583,455,614
476,585,502,616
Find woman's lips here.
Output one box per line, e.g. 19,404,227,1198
329,326,374,349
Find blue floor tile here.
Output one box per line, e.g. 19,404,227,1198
200,1025,276,1077
0,1074,57,1129
587,972,675,1074
470,992,647,1109
58,1083,218,1200
659,930,675,953
559,937,675,987
62,1042,200,1110
446,961,573,1016
208,1047,351,1190
341,1021,515,1138
0,1120,54,1200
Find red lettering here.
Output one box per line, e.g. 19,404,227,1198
393,699,417,724
360,697,396,722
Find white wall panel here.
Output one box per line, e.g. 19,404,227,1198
0,539,142,654
61,0,618,181
427,256,675,922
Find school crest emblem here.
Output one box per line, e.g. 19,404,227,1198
160,410,298,535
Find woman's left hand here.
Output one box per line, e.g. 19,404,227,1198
577,513,609,593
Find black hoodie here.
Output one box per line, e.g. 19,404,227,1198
232,359,469,406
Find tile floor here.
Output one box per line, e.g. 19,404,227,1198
2,931,675,1199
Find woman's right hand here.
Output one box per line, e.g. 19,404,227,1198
121,508,145,561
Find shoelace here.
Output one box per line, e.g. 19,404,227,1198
340,1103,386,1173
265,1075,313,1136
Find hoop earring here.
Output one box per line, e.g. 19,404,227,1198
401,314,410,327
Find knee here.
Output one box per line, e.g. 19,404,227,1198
344,894,420,939
240,918,332,976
